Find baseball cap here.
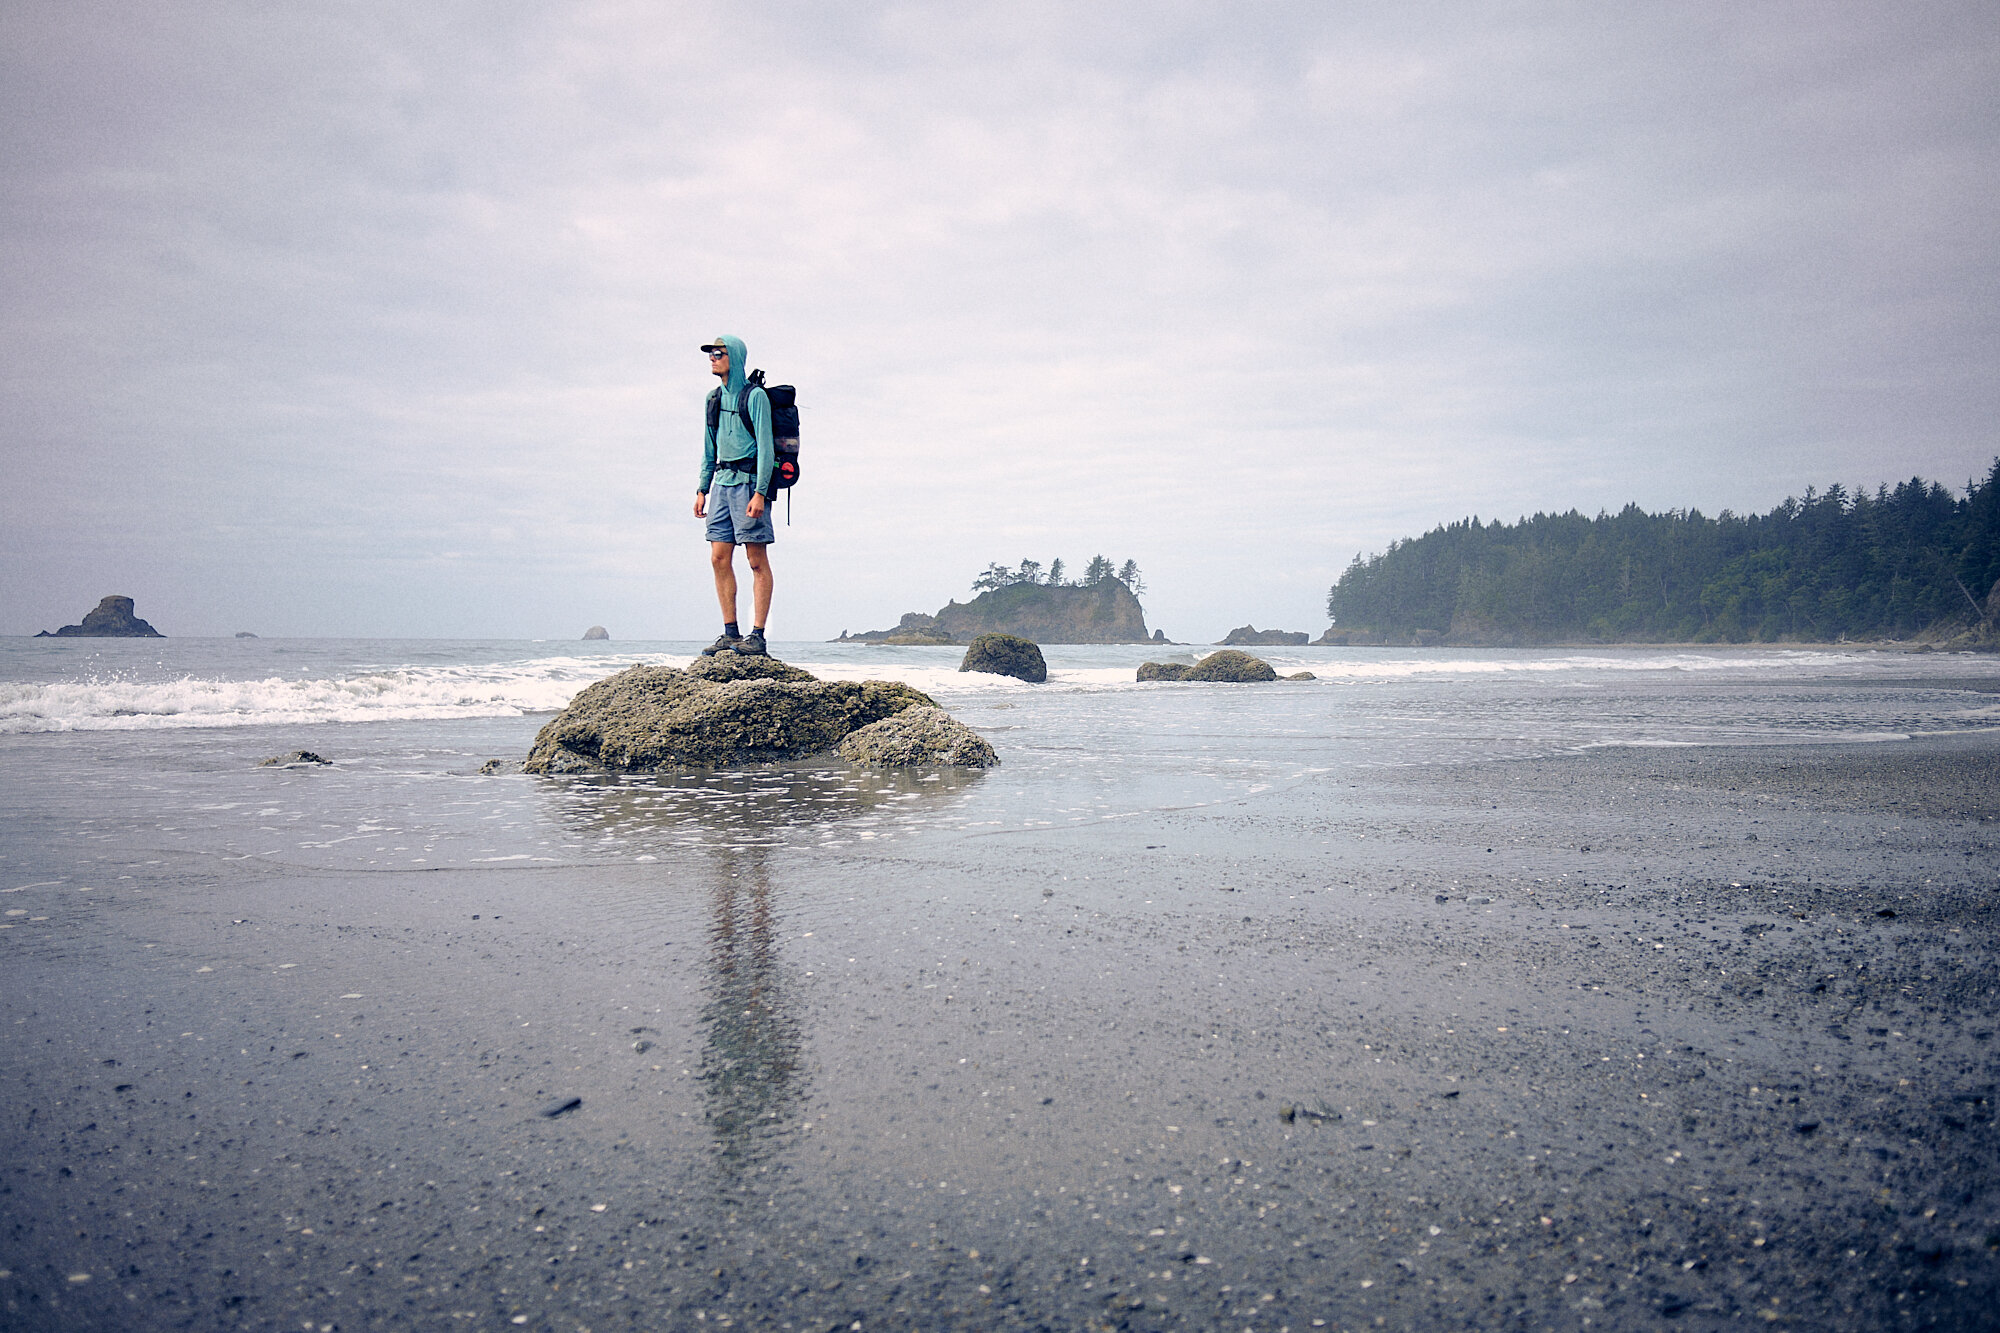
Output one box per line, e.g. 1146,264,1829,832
700,337,729,353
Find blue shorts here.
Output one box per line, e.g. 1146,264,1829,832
704,480,775,545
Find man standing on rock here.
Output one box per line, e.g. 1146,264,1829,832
694,334,774,656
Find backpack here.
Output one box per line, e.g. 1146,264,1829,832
706,369,801,521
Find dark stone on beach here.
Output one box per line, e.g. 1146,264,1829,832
1876,908,1897,918
260,751,330,767
582,626,609,640
523,655,956,773
1137,661,1191,681
1218,625,1310,646
838,706,1000,767
540,1097,582,1118
1185,650,1278,682
37,594,163,638
1279,1103,1337,1124
959,633,1047,683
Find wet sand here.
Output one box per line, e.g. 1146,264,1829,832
3,733,1996,1331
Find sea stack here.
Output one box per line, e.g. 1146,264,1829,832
36,595,164,638
583,626,610,641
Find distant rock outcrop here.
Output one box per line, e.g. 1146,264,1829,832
1138,650,1277,683
235,631,259,639
848,581,1150,644
523,654,985,772
36,595,163,638
1219,625,1309,646
849,612,956,645
960,633,1047,683
838,707,999,767
582,626,610,641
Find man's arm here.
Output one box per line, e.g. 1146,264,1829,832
696,397,719,497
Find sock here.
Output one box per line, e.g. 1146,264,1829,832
724,621,740,638
753,625,766,634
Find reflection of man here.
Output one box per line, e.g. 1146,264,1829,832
693,335,774,657
700,845,802,1166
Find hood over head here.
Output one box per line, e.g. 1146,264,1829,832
703,334,748,395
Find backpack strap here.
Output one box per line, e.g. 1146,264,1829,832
736,369,765,436
709,374,766,477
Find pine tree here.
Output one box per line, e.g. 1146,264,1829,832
1117,560,1145,595
1046,558,1067,586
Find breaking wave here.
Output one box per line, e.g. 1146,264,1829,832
0,659,623,734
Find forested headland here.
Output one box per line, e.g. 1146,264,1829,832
1324,461,2000,648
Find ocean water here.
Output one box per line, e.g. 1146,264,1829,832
5,635,1999,1329
1,636,1995,872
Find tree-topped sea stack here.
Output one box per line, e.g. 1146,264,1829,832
524,654,996,771
845,555,1155,644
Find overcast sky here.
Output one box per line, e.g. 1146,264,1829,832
4,0,1996,640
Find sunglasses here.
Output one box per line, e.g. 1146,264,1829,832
706,349,729,359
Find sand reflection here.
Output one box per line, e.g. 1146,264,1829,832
695,842,800,1170
547,760,985,850
542,762,984,1180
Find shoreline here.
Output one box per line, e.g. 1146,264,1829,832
2,730,1995,1329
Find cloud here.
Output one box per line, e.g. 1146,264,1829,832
3,0,1995,638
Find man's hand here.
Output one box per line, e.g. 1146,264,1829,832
747,492,767,520
693,492,707,518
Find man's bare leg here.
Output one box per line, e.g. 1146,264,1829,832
744,543,772,630
710,541,740,624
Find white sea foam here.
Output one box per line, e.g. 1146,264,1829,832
2,640,1981,735
789,661,1139,694
1249,650,1878,680
0,656,659,734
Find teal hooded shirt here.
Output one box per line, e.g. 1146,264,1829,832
698,334,775,495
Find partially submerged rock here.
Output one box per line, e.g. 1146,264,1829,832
1138,651,1277,682
960,633,1047,683
524,654,974,772
838,706,999,767
1286,671,1317,681
1187,650,1277,682
261,750,330,766
583,625,610,641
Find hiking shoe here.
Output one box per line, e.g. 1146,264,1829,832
700,632,741,656
732,630,768,657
